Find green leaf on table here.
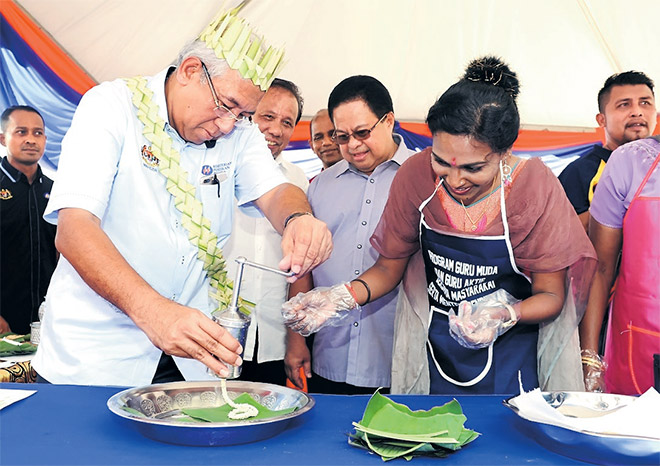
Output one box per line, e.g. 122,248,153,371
182,393,297,422
352,422,458,444
363,432,427,461
349,390,480,461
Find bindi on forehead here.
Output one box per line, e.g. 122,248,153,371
451,157,457,166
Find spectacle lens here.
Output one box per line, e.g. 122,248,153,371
201,62,249,124
331,113,388,145
213,105,250,125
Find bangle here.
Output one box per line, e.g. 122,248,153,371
503,303,518,322
581,357,604,369
283,211,312,230
580,349,606,369
351,278,371,305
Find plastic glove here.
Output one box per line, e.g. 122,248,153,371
282,283,358,337
581,349,607,392
449,291,521,349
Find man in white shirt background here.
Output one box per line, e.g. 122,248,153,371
224,78,309,385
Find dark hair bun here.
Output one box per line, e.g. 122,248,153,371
463,56,520,100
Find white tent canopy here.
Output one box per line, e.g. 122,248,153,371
17,0,660,129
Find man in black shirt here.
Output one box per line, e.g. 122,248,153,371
0,105,57,334
559,71,655,232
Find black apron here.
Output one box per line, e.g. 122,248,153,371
419,163,538,394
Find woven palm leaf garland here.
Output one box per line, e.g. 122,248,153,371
125,76,252,315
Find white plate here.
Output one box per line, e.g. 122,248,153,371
504,391,660,465
107,380,315,446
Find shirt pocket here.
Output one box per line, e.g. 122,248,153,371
199,174,234,241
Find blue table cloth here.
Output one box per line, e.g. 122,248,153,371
0,383,587,465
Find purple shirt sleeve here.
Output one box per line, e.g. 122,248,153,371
590,138,660,229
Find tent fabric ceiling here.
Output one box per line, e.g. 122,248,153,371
15,0,660,129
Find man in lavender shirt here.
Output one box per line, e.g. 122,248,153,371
580,134,660,394
284,76,416,394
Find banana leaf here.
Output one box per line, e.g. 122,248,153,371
352,422,458,444
182,393,297,422
350,391,479,461
0,333,36,357
349,434,450,462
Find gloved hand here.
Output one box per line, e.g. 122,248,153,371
282,283,358,337
581,349,607,392
449,297,521,349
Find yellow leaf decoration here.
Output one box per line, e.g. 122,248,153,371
198,5,285,91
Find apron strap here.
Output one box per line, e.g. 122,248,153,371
419,180,441,213
631,148,660,200
427,339,494,386
498,160,528,280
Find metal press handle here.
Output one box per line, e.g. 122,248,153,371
236,256,296,277
228,256,295,310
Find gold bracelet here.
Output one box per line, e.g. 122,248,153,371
581,357,604,369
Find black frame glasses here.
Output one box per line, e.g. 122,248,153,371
331,113,389,145
200,62,250,124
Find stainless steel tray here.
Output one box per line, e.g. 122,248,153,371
503,391,660,465
107,380,314,446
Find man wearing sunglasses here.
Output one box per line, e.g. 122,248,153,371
224,79,309,385
31,15,332,387
285,75,415,394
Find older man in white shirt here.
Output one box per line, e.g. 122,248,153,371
32,11,331,386
223,79,309,385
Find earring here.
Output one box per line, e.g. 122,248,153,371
501,157,513,187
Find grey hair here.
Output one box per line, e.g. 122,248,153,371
174,39,229,80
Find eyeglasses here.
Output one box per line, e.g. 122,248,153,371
200,62,250,125
331,113,389,145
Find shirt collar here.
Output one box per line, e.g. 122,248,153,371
1,156,43,184
593,144,612,163
389,134,411,166
149,67,206,148
148,68,172,132
335,133,409,178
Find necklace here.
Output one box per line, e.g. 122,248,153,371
460,176,498,231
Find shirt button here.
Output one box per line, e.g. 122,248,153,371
353,322,359,327
357,244,362,249
369,179,375,183
354,270,360,275
181,256,185,264
366,199,371,204
361,221,367,226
